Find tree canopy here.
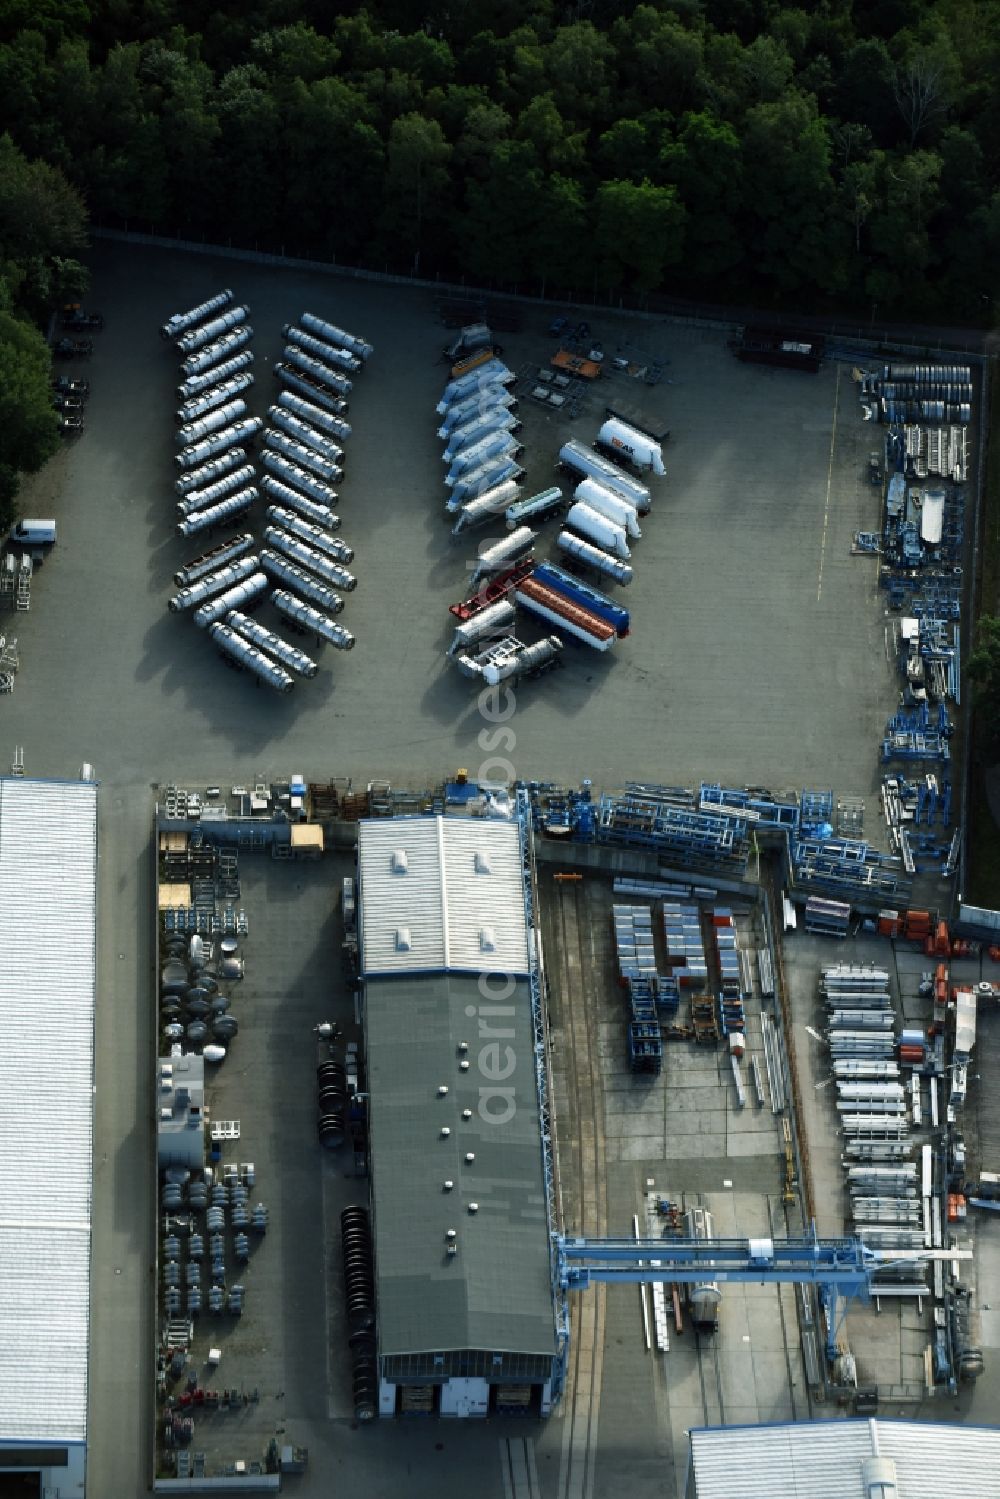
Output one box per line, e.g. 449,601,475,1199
0,1,998,318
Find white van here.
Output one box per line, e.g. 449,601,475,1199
9,519,56,547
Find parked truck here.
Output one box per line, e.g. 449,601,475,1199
595,416,666,476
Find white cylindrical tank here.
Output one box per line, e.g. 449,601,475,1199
263,527,356,591
597,417,665,477
209,621,295,692
442,411,519,463
175,418,262,470
574,478,642,538
168,555,260,612
447,599,516,655
174,533,255,588
451,479,522,535
470,527,536,586
274,363,348,414
446,432,519,484
259,550,344,612
566,502,630,559
193,571,268,627
271,589,356,648
177,465,256,517
176,488,257,538
263,430,342,483
265,507,353,562
438,388,515,437
180,326,253,377
437,361,513,412
284,325,361,373
175,447,248,496
161,289,233,341
177,349,254,401
276,391,351,440
176,373,253,425
226,610,318,678
300,311,373,360
260,472,339,529
176,305,250,354
282,345,352,395
267,407,344,461
176,399,248,447
556,530,633,585
558,439,651,512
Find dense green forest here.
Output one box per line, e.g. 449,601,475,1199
0,0,999,320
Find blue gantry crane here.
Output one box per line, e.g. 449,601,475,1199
554,1229,970,1361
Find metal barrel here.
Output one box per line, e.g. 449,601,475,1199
209,621,295,692
271,589,356,649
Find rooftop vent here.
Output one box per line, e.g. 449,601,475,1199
862,1458,899,1499
394,926,411,952
474,851,492,874
469,1202,479,1214
440,1127,451,1138
437,1084,449,1096
462,1109,473,1120
443,1180,454,1191
459,1060,470,1071
445,1228,457,1241
391,849,408,874
458,1041,469,1053
446,1243,458,1257
479,926,496,953
465,1152,475,1163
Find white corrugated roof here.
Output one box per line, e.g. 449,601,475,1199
690,1420,1000,1498
0,778,97,1443
358,817,529,975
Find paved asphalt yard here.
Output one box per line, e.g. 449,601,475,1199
3,241,923,1497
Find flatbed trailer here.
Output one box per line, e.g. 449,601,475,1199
448,559,534,621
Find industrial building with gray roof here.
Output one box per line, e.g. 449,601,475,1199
358,816,560,1418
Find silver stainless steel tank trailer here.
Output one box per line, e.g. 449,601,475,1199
259,471,339,529
265,506,353,562
225,610,318,678
264,430,342,483
177,349,254,401
483,635,563,685
181,326,253,377
448,456,524,509
300,311,373,360
556,529,633,585
259,550,345,612
176,399,248,447
470,527,536,586
176,488,257,538
574,478,642,538
558,439,652,512
161,289,233,341
175,305,250,353
451,479,522,535
174,447,248,496
282,346,352,396
565,501,630,560
505,486,566,529
284,325,362,373
438,360,514,411
168,555,260,612
276,391,351,440
446,432,520,485
193,572,268,628
271,589,356,648
209,622,295,693
437,388,516,437
263,526,357,591
447,599,516,655
273,363,348,414
267,407,344,461
175,417,262,470
176,465,256,517
174,533,256,588
442,410,519,463
177,373,253,424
